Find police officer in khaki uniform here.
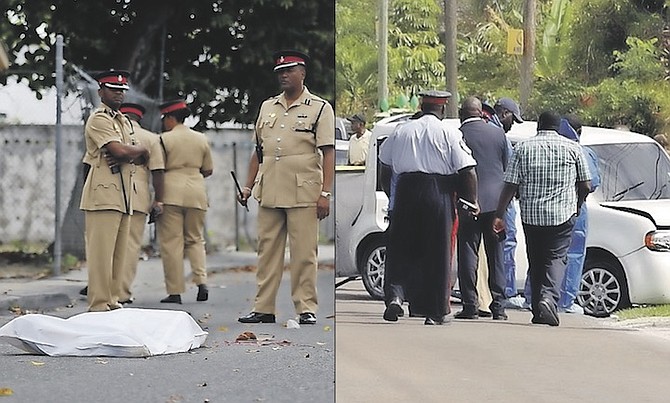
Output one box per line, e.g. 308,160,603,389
156,99,213,304
237,50,335,325
116,103,165,303
80,70,149,312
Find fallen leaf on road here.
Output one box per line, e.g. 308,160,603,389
236,331,257,341
246,349,260,353
30,361,45,367
218,326,228,332
323,325,332,332
0,388,13,396
96,359,108,365
272,346,282,351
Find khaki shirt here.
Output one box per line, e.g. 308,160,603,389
130,123,164,214
160,124,213,210
252,87,335,208
80,104,137,213
347,129,371,165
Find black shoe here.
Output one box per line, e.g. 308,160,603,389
196,284,209,301
160,294,182,304
492,310,508,321
538,298,560,326
79,286,88,296
424,316,447,325
299,312,317,325
119,298,134,305
383,298,404,322
238,312,276,324
478,310,492,318
454,309,479,320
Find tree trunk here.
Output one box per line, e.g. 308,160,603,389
444,0,458,118
520,0,536,112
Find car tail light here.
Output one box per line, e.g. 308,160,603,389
645,231,670,251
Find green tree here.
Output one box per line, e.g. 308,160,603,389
0,0,334,127
335,0,378,118
388,0,445,102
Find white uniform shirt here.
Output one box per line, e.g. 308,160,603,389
379,114,476,175
347,129,371,165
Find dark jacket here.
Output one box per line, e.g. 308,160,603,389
460,118,508,212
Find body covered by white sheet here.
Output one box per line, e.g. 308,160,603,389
0,308,208,357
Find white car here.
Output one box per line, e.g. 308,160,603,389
335,114,670,316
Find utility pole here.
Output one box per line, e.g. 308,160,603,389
520,0,536,112
443,0,458,118
378,0,389,111
54,34,63,276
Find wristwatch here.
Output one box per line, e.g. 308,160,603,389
320,191,332,199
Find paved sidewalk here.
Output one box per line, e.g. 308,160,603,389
0,244,334,314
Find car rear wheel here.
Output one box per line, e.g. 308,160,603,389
359,241,385,300
577,258,630,317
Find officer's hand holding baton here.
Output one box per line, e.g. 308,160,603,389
231,171,250,212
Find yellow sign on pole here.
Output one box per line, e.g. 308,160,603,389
507,29,524,55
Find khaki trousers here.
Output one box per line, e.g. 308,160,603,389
157,204,207,295
254,206,318,315
476,244,493,312
118,212,146,301
85,210,131,311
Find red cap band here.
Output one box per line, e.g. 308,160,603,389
98,75,128,85
120,106,144,118
160,101,188,114
421,97,449,105
276,55,305,66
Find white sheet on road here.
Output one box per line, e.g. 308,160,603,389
0,308,208,357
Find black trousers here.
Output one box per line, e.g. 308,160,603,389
383,172,455,318
523,216,576,318
456,211,506,312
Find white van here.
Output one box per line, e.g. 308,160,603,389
335,114,670,316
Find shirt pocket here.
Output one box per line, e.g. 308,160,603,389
295,172,322,203
259,116,277,129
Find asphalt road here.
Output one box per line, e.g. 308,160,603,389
336,280,670,403
0,268,335,403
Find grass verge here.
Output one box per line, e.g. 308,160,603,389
616,305,670,320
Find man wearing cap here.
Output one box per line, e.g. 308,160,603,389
346,113,371,166
454,96,509,321
493,110,591,326
156,99,213,304
237,50,334,325
80,70,149,312
379,90,478,325
482,97,526,310
115,103,165,304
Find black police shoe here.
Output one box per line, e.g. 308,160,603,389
238,312,276,324
160,294,182,304
383,297,404,322
454,308,479,320
299,312,317,325
79,286,88,296
196,284,208,301
119,297,134,305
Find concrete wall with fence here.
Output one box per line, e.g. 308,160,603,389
0,124,334,257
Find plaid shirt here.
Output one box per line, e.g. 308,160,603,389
504,130,591,226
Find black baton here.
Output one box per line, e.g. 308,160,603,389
231,171,249,212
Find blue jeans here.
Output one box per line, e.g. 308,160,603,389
503,200,518,298
558,206,588,308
